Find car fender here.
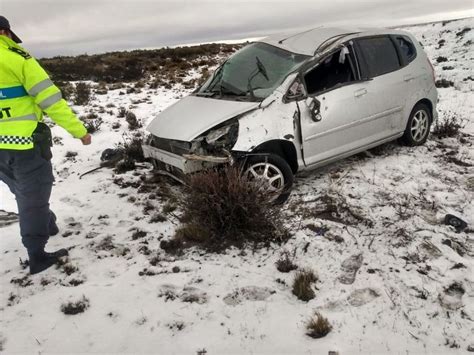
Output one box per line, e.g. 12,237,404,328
233,74,300,152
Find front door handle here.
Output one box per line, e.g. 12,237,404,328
404,74,415,82
354,88,367,98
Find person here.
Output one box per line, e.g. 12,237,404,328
0,16,92,274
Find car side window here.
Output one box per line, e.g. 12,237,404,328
395,35,417,64
356,36,401,78
304,47,357,95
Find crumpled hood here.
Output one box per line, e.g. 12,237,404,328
146,95,259,141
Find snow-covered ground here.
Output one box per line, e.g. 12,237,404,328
1,18,473,354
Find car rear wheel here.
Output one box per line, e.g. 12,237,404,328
243,153,294,204
401,103,432,146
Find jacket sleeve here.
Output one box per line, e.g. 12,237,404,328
22,57,87,139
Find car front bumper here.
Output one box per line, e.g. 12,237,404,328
142,144,230,174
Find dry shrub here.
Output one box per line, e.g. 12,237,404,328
80,114,103,133
74,82,91,105
125,111,142,130
114,134,146,173
56,81,74,101
171,167,290,252
306,312,332,339
292,269,317,302
433,112,464,138
60,296,90,315
275,251,298,273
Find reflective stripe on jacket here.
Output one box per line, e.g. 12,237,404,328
0,35,87,150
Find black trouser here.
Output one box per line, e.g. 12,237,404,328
0,146,56,253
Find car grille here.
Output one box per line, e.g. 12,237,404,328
151,137,191,156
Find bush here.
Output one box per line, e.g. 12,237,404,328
435,79,454,88
170,167,290,252
56,81,74,101
433,112,464,138
292,269,317,302
74,82,91,105
275,251,298,273
306,312,332,339
117,107,127,118
80,115,103,133
60,296,90,315
120,134,145,162
125,111,142,130
113,134,146,174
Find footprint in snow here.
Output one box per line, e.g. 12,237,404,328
438,282,465,310
158,284,208,304
347,288,380,307
223,286,275,306
338,253,363,285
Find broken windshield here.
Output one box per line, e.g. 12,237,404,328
197,42,309,101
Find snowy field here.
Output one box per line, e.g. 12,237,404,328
1,18,473,354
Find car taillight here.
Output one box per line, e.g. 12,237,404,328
427,58,435,82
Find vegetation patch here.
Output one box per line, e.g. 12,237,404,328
275,251,298,273
73,82,91,105
60,296,90,315
433,112,464,138
305,312,332,339
166,167,290,252
292,269,318,302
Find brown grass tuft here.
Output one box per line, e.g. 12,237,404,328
292,269,317,301
306,311,332,339
275,251,298,273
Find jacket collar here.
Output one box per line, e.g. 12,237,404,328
0,34,23,49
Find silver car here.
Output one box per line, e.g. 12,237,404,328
144,26,438,203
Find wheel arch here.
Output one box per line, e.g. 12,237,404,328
414,98,434,121
251,139,299,174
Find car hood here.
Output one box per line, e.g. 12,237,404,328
146,95,260,141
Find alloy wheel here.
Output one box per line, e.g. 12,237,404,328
410,110,429,142
245,162,285,193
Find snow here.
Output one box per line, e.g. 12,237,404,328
1,18,473,354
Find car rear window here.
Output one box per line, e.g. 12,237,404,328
356,36,401,78
395,35,417,64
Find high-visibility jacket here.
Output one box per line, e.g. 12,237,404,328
0,35,86,150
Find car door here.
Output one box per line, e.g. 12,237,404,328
390,34,422,132
299,44,387,166
352,35,407,135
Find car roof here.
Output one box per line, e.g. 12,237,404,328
259,26,395,56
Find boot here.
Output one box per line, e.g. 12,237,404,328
49,211,59,236
28,248,69,275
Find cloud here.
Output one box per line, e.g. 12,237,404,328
1,0,472,57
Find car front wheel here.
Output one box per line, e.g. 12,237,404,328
243,153,294,204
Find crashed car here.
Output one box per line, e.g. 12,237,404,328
144,27,438,203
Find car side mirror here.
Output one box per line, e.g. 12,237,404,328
306,97,322,122
283,79,305,102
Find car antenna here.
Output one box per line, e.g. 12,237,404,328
278,26,323,44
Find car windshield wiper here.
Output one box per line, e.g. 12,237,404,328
247,56,269,99
198,61,228,96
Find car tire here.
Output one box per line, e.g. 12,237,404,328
401,103,432,146
242,153,294,204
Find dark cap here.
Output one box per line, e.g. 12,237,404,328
0,16,22,43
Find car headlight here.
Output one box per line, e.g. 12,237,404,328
205,122,238,145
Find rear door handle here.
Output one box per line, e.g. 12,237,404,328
354,88,367,98
404,74,415,82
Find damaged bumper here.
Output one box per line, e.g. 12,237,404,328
142,145,230,174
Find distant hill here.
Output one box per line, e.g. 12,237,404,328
39,43,243,84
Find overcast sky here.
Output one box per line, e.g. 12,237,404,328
1,0,473,58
